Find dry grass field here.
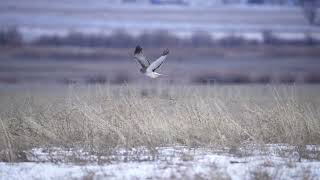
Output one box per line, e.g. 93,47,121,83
0,84,320,179
1,84,319,159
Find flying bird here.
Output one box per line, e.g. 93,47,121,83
133,45,169,78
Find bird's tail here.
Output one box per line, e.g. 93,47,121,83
159,74,169,77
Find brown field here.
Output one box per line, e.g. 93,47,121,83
1,84,320,162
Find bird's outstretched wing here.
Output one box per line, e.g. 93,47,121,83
147,48,169,72
134,46,150,69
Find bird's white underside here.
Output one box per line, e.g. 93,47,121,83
145,71,162,78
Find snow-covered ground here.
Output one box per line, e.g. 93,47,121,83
1,144,320,179
0,0,300,8
1,0,319,42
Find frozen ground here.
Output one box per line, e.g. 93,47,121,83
1,144,320,180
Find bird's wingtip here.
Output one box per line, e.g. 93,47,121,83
162,48,169,56
134,45,142,55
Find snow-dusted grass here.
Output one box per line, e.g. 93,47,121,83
0,84,320,179
1,145,320,180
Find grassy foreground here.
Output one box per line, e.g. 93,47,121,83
0,84,320,162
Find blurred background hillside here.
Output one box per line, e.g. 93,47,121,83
0,0,319,85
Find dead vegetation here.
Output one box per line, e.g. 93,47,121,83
0,84,320,162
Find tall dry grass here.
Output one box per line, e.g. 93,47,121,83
0,84,320,161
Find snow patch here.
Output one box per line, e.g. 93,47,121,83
1,144,320,179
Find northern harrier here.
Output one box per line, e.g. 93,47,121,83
133,45,169,78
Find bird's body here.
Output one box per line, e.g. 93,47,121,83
133,46,169,78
